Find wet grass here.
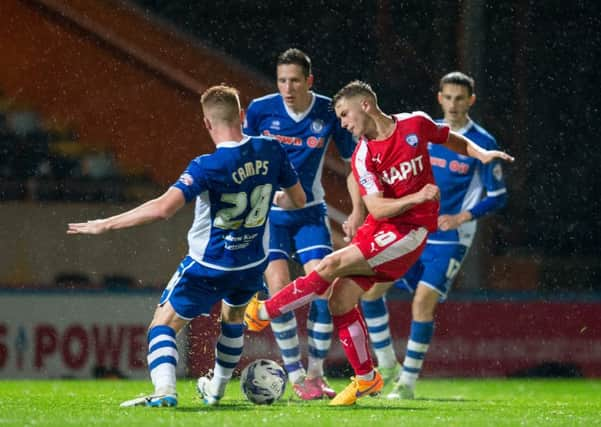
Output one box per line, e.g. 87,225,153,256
0,378,599,426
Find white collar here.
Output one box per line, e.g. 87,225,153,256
454,118,474,135
217,136,250,148
282,92,315,123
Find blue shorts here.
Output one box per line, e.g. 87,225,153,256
268,203,333,264
394,243,468,300
159,256,266,320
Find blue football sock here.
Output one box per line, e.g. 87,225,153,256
147,325,178,394
307,298,333,377
271,311,305,383
400,320,434,388
361,297,397,369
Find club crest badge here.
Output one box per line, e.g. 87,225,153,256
311,119,324,133
493,163,504,181
405,133,419,147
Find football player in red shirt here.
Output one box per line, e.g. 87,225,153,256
246,80,514,406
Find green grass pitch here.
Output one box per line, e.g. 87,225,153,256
1,379,600,426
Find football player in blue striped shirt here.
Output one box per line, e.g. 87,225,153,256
244,48,358,400
68,85,305,407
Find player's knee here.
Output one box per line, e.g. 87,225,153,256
265,272,289,293
412,293,437,320
315,253,342,279
222,307,245,324
267,278,287,293
328,296,348,316
362,282,389,301
327,285,355,316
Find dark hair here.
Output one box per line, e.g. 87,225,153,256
277,48,312,77
439,71,475,95
332,80,377,107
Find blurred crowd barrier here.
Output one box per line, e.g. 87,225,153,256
2,292,598,379
0,202,191,288
188,301,601,379
1,291,188,379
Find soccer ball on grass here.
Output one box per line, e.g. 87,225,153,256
240,359,287,405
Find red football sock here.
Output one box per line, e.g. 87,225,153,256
333,307,374,376
264,271,331,318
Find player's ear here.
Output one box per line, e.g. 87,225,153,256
469,93,476,107
239,108,245,124
307,74,314,89
360,97,370,113
437,91,443,106
203,116,212,131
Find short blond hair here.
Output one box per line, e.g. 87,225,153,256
332,80,377,108
200,85,241,124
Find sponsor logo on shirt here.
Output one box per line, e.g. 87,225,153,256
223,232,259,251
449,160,470,174
430,156,446,168
359,173,378,192
262,130,324,148
380,155,424,185
431,156,470,174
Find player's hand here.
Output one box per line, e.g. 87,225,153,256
416,184,440,204
273,190,295,210
342,210,364,243
67,219,109,235
480,150,515,164
438,212,472,231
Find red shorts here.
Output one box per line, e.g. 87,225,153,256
349,221,428,291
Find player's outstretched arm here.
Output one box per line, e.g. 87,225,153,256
362,183,440,221
67,187,186,235
444,131,515,164
274,181,306,210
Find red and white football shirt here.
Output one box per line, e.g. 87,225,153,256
352,111,450,232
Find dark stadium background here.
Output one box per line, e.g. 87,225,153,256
133,0,601,290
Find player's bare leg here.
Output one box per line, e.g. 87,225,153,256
246,244,373,328
249,244,375,321
389,283,440,399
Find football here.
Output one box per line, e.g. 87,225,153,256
240,359,287,405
